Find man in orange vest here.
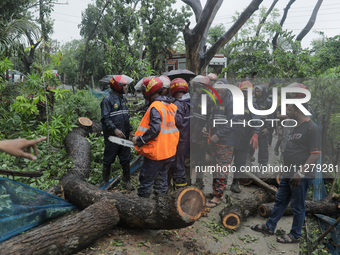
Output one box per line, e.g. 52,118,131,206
132,77,180,198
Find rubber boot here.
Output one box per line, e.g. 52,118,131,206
174,182,187,191
230,178,241,193
100,164,111,187
122,164,134,191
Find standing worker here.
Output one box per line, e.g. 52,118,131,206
190,75,211,189
168,78,190,190
251,102,321,244
230,81,259,193
203,80,234,208
100,75,134,190
249,85,273,168
132,77,179,198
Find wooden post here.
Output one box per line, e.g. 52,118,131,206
91,76,94,89
63,73,66,85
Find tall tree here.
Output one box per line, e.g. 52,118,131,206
79,0,111,88
182,0,263,74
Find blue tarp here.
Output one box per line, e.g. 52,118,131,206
89,87,109,98
0,178,76,243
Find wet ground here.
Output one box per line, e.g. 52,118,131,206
76,135,300,255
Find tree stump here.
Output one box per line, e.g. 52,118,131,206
61,175,205,229
64,117,94,179
0,199,119,255
219,189,274,230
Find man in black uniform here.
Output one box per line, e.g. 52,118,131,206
251,103,321,244
100,75,134,190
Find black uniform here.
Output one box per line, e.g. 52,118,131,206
101,91,133,166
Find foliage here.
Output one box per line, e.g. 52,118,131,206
223,33,313,79
104,40,155,84
311,35,340,76
37,112,77,146
54,89,102,122
0,19,40,57
139,0,192,73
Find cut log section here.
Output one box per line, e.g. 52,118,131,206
0,199,119,255
60,175,205,229
258,199,340,217
219,189,275,230
239,178,252,186
77,117,92,126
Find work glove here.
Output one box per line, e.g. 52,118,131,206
250,134,258,150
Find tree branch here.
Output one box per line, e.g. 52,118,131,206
272,0,296,51
295,0,323,42
255,0,278,37
191,0,219,43
204,0,263,68
198,0,223,53
182,0,203,23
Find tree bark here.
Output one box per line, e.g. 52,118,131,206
80,0,110,89
64,119,94,179
0,199,119,255
272,0,296,51
203,0,263,72
0,168,43,178
240,171,278,195
295,0,323,42
182,0,202,23
219,189,274,230
183,0,220,73
255,0,278,37
239,172,279,187
198,0,223,54
258,199,340,217
60,175,205,230
184,0,264,73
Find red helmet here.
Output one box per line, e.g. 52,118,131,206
143,76,153,86
142,77,163,98
170,78,188,97
191,75,210,86
287,82,308,98
109,75,129,92
238,80,254,91
207,73,218,81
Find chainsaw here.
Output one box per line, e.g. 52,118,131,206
108,136,134,148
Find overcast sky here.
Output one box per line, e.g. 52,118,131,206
51,0,340,49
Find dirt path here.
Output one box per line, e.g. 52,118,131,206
77,134,300,255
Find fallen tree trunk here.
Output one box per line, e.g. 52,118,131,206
61,175,205,230
240,172,278,195
258,199,340,217
0,198,119,255
239,172,280,187
219,189,275,230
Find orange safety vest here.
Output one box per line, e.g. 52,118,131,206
135,101,179,160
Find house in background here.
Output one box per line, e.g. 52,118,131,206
165,53,227,77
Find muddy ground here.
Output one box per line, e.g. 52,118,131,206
76,135,300,255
